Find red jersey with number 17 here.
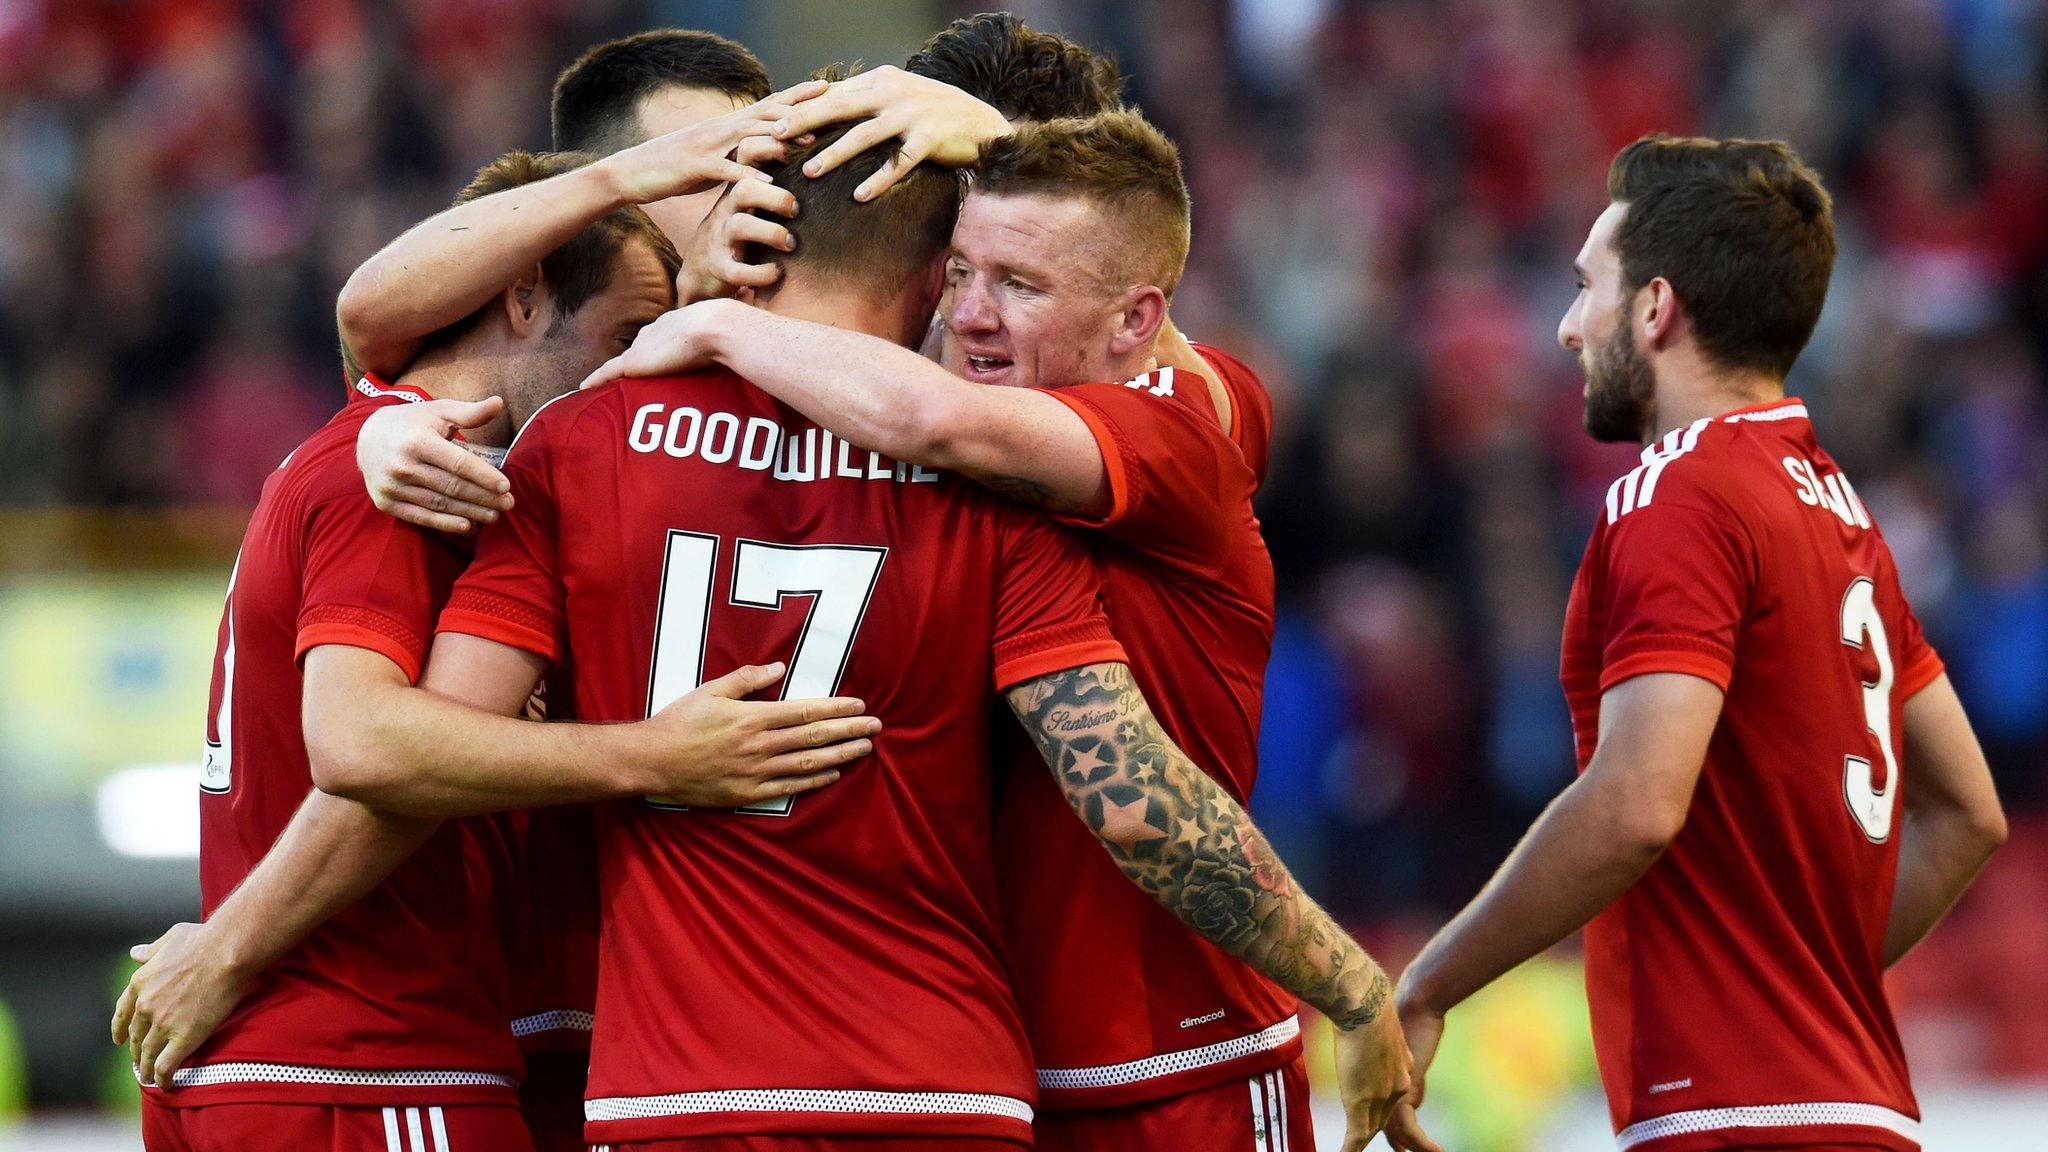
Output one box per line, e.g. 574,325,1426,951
1561,399,1944,1152
995,343,1295,1111
168,377,524,1109
437,368,1126,1147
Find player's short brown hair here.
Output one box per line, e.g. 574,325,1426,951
743,120,961,299
974,109,1190,295
1607,134,1836,380
433,151,679,345
905,12,1123,122
551,30,770,154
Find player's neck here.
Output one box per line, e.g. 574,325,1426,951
1648,350,1783,441
754,282,925,349
392,349,494,408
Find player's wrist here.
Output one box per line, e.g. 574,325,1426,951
201,917,273,984
582,154,642,210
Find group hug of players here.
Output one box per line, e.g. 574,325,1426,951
105,12,2008,1152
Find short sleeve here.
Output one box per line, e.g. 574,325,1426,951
437,416,568,663
295,491,467,684
1888,571,1945,701
989,506,1127,691
1046,368,1256,572
1597,495,1755,694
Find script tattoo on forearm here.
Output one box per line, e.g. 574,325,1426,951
1007,663,1387,1029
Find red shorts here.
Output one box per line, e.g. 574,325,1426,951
142,1099,535,1152
1034,1058,1312,1152
594,1141,1017,1152
598,1131,1019,1139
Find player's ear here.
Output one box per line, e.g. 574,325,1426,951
1640,276,1678,350
1108,284,1168,358
504,262,548,339
916,256,947,318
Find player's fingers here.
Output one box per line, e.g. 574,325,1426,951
760,739,872,780
130,940,156,963
390,483,501,526
729,177,800,218
754,694,867,728
137,1028,171,1088
757,78,829,113
756,715,883,756
734,134,789,169
801,116,902,176
411,434,512,498
112,981,138,1044
699,662,787,700
725,213,794,253
716,256,783,291
129,1009,153,1077
154,1035,193,1092
1385,1104,1440,1152
853,145,923,202
432,395,504,431
748,768,843,804
701,156,778,190
418,466,507,511
771,87,878,140
384,501,474,536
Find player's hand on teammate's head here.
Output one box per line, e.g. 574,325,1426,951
356,397,514,535
769,64,1012,201
112,922,256,1091
632,662,881,809
599,79,829,207
1333,979,1419,1152
675,174,799,305
580,298,738,392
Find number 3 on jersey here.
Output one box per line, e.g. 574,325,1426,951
1840,576,1899,842
646,530,886,815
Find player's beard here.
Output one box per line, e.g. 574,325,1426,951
1582,320,1656,443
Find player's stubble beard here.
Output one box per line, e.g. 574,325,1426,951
1582,317,1656,444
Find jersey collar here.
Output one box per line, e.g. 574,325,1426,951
353,373,435,405
1717,396,1808,425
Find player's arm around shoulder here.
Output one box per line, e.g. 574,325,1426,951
1002,661,1418,1148
586,297,1112,514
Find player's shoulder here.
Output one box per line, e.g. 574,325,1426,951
1190,341,1265,399
1191,341,1274,483
1599,416,1756,529
277,393,403,505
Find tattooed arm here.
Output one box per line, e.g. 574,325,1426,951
1006,662,1418,1147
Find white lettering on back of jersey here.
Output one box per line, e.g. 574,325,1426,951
1781,455,1870,529
626,403,940,486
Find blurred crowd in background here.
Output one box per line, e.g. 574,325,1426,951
2,0,2046,1130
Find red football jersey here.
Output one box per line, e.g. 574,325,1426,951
1200,342,1274,489
995,344,1295,1111
437,368,1127,1146
1562,399,1943,1152
168,377,524,1108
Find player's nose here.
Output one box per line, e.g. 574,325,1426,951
1558,306,1583,352
950,276,1000,334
